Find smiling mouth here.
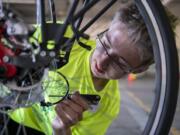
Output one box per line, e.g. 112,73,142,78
95,63,104,73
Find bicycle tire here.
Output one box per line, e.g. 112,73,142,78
135,0,179,135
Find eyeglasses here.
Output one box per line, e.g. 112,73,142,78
96,29,153,74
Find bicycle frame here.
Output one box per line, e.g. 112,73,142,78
38,0,117,68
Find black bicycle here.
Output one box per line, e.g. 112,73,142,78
0,0,179,135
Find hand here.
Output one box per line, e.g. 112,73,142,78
52,91,89,135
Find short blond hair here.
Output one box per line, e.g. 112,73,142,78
112,3,153,63
112,2,179,64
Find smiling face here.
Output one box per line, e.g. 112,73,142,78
90,22,142,80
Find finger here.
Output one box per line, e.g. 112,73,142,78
56,103,79,127
62,99,83,113
55,105,70,129
70,92,89,111
62,99,83,120
52,116,72,135
61,103,79,124
52,116,64,130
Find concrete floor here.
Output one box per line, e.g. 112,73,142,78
106,73,180,135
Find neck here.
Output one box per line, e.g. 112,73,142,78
92,76,108,91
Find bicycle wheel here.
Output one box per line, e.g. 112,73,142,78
135,0,179,135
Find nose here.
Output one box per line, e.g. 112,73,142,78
98,52,110,70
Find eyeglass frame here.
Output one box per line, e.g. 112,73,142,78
96,29,153,74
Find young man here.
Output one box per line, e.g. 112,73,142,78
51,3,154,135
10,3,154,135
